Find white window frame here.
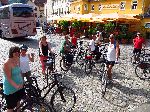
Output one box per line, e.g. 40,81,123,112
84,4,88,11
99,4,102,11
91,4,94,11
131,0,138,10
120,1,126,10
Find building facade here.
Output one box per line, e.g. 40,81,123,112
70,0,150,37
45,0,71,19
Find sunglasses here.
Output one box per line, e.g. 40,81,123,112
13,51,20,53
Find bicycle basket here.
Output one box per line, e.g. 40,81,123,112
44,59,53,67
85,55,93,60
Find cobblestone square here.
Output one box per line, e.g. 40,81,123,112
0,34,150,112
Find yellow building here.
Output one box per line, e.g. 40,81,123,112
71,0,150,38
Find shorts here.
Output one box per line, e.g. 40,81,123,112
5,88,25,109
133,48,141,55
106,61,115,66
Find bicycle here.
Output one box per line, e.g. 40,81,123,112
135,53,150,80
44,53,57,85
23,72,76,112
60,50,75,72
83,44,108,75
75,40,85,66
0,81,52,112
130,49,150,65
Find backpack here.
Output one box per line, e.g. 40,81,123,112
114,41,120,57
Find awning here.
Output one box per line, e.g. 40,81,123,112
94,13,140,22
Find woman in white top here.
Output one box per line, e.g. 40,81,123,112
20,44,34,82
107,34,120,83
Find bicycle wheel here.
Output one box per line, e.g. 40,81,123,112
98,62,105,74
76,53,84,66
50,86,76,112
135,62,150,80
0,92,6,112
60,58,70,72
101,70,107,97
21,100,52,112
45,67,53,85
84,60,92,75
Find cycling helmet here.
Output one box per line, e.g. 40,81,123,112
20,44,28,50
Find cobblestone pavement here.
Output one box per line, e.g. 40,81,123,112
0,32,150,112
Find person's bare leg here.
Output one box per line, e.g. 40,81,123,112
107,65,113,80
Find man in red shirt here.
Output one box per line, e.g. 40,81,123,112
71,34,77,48
133,32,146,63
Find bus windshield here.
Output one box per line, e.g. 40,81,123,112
12,7,33,17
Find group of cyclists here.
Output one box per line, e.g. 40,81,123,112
1,29,147,111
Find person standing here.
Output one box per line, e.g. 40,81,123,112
106,34,120,84
133,32,146,63
39,36,52,75
3,46,25,112
71,34,77,48
89,35,101,61
20,44,34,82
60,35,74,65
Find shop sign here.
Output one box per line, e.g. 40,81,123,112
102,4,119,9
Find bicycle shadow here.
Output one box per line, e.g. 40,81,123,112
113,82,150,100
103,89,131,108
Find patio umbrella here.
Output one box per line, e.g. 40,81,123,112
58,13,82,21
94,13,140,22
77,13,99,22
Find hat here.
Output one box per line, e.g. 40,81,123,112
20,44,28,50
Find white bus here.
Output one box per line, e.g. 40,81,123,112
0,3,37,38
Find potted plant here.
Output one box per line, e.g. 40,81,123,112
71,20,82,38
59,20,69,35
88,27,97,39
104,22,115,42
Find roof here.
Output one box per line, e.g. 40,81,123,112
32,0,47,7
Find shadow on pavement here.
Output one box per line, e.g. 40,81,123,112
113,82,150,99
6,37,39,49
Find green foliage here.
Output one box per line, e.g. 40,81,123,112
71,20,82,29
104,22,115,33
119,25,128,34
88,27,97,35
59,20,69,31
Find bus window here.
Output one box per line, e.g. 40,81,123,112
12,7,33,17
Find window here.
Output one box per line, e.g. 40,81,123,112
13,7,33,17
99,4,102,11
84,4,88,11
145,23,150,28
120,1,126,10
91,4,94,11
132,0,137,10
78,6,80,11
